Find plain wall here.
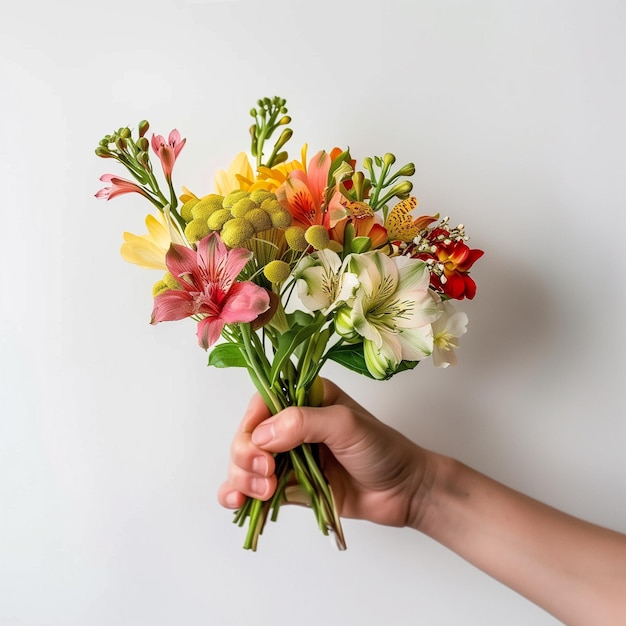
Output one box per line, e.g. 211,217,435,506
1,1,624,624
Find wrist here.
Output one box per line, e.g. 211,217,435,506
406,449,460,533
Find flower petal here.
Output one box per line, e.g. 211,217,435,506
165,243,200,287
220,282,270,323
120,234,168,270
151,290,195,323
197,316,225,350
397,326,433,361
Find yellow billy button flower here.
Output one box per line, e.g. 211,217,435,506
151,271,182,297
152,279,169,297
180,197,199,223
231,197,257,218
220,217,255,248
191,194,224,220
207,209,232,231
222,190,250,208
184,218,211,244
305,225,330,250
285,226,308,251
246,208,273,232
249,189,274,204
163,271,181,290
264,260,291,284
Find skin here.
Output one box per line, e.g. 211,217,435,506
219,379,626,625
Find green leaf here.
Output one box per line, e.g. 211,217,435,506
208,343,248,369
351,236,372,253
286,310,315,327
326,343,420,380
269,320,325,386
393,359,420,376
326,343,374,378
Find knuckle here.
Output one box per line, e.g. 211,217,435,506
281,406,306,439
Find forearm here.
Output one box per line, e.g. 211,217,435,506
413,453,626,625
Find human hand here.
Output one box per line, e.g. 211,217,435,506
218,379,431,528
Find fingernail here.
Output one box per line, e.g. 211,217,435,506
252,455,268,475
251,477,266,497
252,422,275,446
224,490,240,508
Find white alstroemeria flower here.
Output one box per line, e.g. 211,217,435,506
431,300,468,368
294,249,359,314
342,251,440,379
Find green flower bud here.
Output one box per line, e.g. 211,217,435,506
285,226,308,251
115,137,127,151
383,153,396,167
250,108,257,117
230,197,257,218
138,120,150,137
222,190,250,208
362,156,373,171
220,217,255,248
95,146,113,158
272,151,288,166
364,339,397,380
184,218,211,243
264,260,291,284
137,137,149,152
274,128,292,150
180,198,200,222
207,209,232,231
305,225,330,250
388,180,413,198
334,307,359,342
245,208,273,232
119,127,131,139
396,162,416,177
192,194,224,220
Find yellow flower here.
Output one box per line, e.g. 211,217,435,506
213,146,308,195
214,152,255,195
121,209,186,270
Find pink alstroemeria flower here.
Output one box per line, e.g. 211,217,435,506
151,233,270,349
151,129,186,181
95,174,152,201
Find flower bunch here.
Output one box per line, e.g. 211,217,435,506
96,96,483,550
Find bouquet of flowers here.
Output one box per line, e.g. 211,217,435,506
95,96,483,551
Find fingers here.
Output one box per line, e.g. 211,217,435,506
218,392,278,508
250,402,368,455
219,382,375,509
238,392,272,433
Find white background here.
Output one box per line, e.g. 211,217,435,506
1,1,625,624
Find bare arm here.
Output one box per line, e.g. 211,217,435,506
417,454,626,625
219,380,626,625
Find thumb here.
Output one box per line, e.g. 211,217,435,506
250,403,361,454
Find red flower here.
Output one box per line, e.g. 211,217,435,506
428,236,483,300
